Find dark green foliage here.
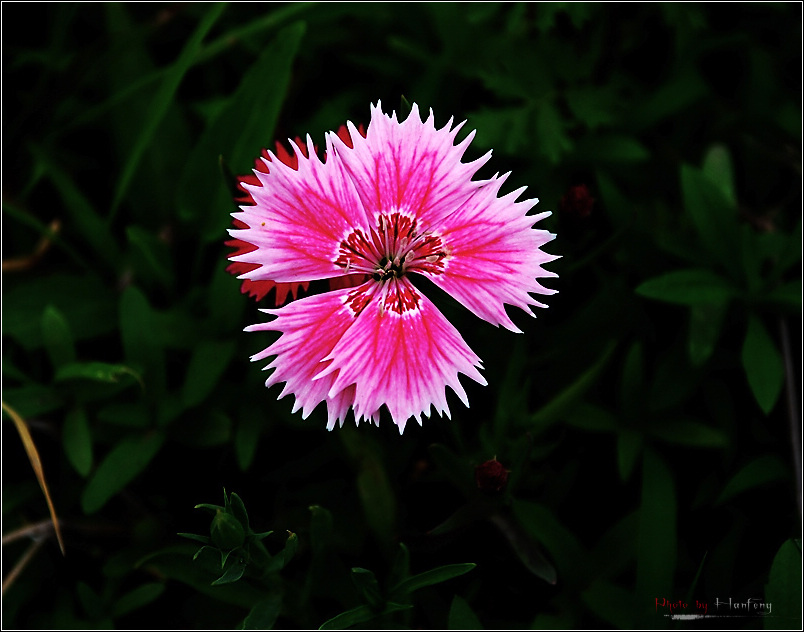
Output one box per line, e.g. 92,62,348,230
2,2,800,629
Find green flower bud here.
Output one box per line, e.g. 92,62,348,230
210,509,246,550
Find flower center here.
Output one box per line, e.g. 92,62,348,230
335,211,448,280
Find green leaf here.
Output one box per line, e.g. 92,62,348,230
96,402,150,428
574,134,650,163
428,499,495,536
198,3,313,63
489,509,557,584
647,419,728,449
351,568,384,610
619,342,644,411
636,450,676,618
181,340,236,408
536,100,572,163
309,504,333,551
28,147,121,269
173,411,232,448
138,544,266,608
468,106,531,153
126,226,175,291
391,563,475,597
76,582,104,620
716,455,789,505
177,533,210,545
428,443,476,497
448,595,483,630
235,406,263,471
565,403,618,432
111,2,226,216
229,492,250,533
41,305,76,370
340,429,396,543
55,362,142,387
636,269,736,305
319,603,413,630
110,583,165,618
241,595,282,630
263,531,298,574
81,431,165,514
2,384,64,418
590,511,639,581
617,431,642,481
388,542,411,592
176,21,306,241
702,144,737,207
3,273,116,350
510,501,586,587
742,315,784,414
565,86,615,130
762,281,802,310
63,406,93,477
120,286,166,399
193,545,216,561
630,69,708,130
211,554,248,586
581,580,636,629
680,164,739,271
595,171,633,229
529,339,617,431
688,301,727,365
208,260,246,334
764,539,802,630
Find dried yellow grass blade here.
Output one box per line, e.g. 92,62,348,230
2,538,46,595
2,401,66,555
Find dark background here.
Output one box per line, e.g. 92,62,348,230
2,2,801,629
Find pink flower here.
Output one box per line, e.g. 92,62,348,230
229,102,558,433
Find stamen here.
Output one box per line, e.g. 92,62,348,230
335,211,449,282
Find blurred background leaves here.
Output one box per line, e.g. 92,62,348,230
2,2,801,629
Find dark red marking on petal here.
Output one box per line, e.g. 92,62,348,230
333,212,449,280
335,228,375,272
345,284,373,316
382,280,420,315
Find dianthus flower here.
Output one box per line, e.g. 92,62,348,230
229,102,557,433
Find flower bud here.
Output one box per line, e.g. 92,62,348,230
210,510,246,550
475,459,509,493
559,183,595,218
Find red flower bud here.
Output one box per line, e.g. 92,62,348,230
559,183,595,218
475,459,509,493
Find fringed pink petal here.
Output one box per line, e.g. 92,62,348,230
229,135,373,284
426,173,558,331
246,287,362,429
315,278,486,433
332,101,491,231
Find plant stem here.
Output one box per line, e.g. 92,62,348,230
778,317,801,521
